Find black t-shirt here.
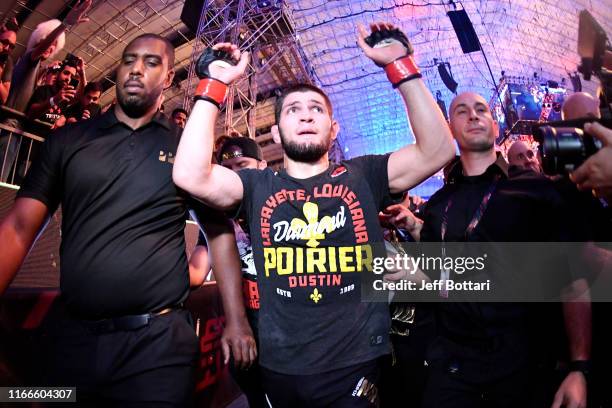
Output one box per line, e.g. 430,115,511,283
64,101,101,121
17,110,189,318
237,155,394,375
26,84,64,124
193,206,260,331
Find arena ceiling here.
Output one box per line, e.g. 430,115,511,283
3,0,611,196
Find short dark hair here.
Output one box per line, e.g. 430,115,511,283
172,107,187,118
125,33,175,68
60,60,78,72
274,83,333,124
84,81,102,94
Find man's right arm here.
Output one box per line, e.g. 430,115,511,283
0,198,49,295
30,1,92,61
173,98,244,211
173,43,250,211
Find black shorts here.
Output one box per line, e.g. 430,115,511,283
261,359,381,408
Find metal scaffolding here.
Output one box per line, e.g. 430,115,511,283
182,0,316,139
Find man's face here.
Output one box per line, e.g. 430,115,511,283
449,92,498,153
40,40,58,61
172,111,187,129
507,141,541,173
56,66,77,87
0,30,16,55
116,38,174,118
82,90,101,106
273,90,338,163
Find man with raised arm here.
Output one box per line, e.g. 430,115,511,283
174,22,455,407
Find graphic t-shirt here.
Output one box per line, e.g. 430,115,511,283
27,85,64,124
237,154,393,375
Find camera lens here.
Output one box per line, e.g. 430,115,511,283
534,126,602,174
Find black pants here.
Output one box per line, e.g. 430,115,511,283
40,309,199,407
422,336,531,408
230,359,267,408
261,358,381,408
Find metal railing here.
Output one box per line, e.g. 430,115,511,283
0,106,50,186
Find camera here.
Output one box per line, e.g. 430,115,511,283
64,52,80,68
533,118,611,174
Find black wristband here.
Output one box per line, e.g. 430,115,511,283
193,95,222,110
568,360,591,376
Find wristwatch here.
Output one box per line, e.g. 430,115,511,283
568,360,591,376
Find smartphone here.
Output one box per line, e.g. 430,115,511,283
69,78,79,89
65,52,80,67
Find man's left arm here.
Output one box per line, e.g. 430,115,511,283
200,213,257,370
357,23,455,194
0,80,10,104
74,57,87,102
552,280,591,408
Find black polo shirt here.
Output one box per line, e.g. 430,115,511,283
17,110,189,319
420,154,591,345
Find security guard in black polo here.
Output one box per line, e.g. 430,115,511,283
0,33,255,406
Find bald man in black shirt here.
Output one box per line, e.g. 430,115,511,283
417,92,591,408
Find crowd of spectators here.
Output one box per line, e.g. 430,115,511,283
0,9,227,184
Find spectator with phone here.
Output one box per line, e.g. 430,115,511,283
0,0,92,182
26,60,78,126
64,81,102,123
66,53,87,104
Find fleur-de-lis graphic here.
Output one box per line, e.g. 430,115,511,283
290,202,333,248
310,288,322,304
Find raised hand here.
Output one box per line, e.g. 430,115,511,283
64,0,92,27
55,85,77,103
571,122,612,202
198,43,250,85
76,57,86,76
357,22,411,66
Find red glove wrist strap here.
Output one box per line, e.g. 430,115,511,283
384,55,422,88
195,78,228,108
